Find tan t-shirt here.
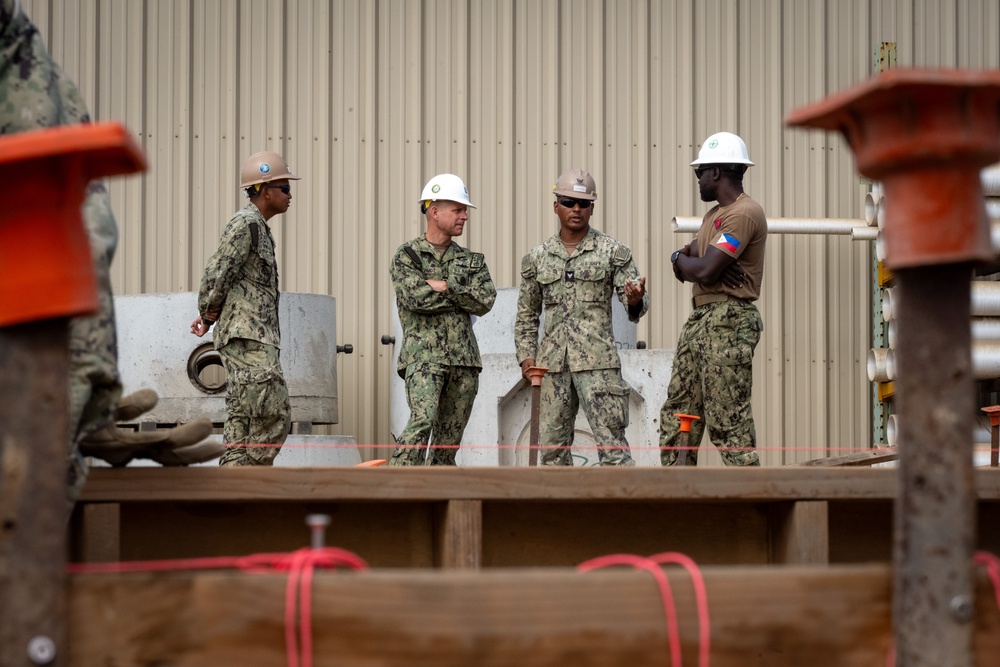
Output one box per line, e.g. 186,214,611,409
691,193,767,302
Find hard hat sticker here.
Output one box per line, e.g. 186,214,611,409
260,164,271,174
431,184,441,193
708,139,719,149
573,185,587,192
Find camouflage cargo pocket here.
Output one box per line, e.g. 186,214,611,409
537,267,563,305
594,372,631,431
708,304,761,366
574,266,607,302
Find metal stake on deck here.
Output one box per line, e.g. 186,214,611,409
0,124,145,667
788,68,1000,666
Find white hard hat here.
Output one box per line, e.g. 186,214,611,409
690,132,754,167
419,173,476,208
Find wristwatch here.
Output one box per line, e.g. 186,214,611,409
671,250,682,265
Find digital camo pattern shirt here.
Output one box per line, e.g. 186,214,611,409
516,227,648,373
391,237,496,378
198,203,281,350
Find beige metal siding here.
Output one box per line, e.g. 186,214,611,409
23,0,1000,463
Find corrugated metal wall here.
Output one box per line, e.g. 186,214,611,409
22,0,1000,464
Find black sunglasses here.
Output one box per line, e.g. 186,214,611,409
694,166,714,178
267,184,291,194
558,197,592,209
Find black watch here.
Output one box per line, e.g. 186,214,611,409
671,250,682,264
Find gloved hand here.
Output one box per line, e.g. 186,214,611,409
79,390,225,467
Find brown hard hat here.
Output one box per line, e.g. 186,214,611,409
239,151,302,189
553,167,597,201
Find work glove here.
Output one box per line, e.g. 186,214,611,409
79,390,224,467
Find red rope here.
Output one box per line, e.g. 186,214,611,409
69,547,368,667
577,552,710,667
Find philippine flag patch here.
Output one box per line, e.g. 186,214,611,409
717,233,741,253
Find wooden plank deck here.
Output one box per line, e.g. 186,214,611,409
71,468,1000,569
68,565,1000,666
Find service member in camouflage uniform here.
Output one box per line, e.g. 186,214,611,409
388,173,496,466
660,132,767,467
515,168,648,466
191,152,299,466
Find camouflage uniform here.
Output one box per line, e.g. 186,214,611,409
0,1,121,498
515,227,649,466
198,203,290,465
660,194,767,466
389,237,496,466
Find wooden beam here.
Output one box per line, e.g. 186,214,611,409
77,466,1000,502
435,499,482,569
72,503,120,564
769,501,829,564
66,565,1000,666
794,447,898,467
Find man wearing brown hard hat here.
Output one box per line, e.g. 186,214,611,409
514,168,649,466
191,151,301,466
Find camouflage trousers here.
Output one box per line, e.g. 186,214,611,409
539,367,635,466
389,363,479,466
217,338,291,466
659,300,762,466
1,3,122,502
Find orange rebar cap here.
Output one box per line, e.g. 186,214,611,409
0,122,146,327
786,69,1000,269
673,413,701,433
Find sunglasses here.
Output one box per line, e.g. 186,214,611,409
558,197,592,209
694,166,714,178
267,184,291,194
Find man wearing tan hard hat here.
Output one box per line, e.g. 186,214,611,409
514,168,649,466
191,151,301,466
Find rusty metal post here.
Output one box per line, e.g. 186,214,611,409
0,124,145,667
0,322,72,667
981,405,1000,467
788,69,1000,667
524,366,548,466
673,413,701,466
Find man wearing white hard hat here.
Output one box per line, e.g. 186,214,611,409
191,151,301,466
660,131,767,467
388,174,497,466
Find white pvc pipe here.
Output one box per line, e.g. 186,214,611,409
972,319,1000,341
671,217,866,235
983,165,1000,197
887,414,898,447
864,192,881,227
867,347,895,382
852,226,878,241
874,230,886,262
974,341,1000,379
972,282,1000,317
882,287,894,322
888,319,897,349
989,200,1000,221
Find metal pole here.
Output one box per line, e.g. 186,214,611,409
524,367,548,467
982,405,1000,468
893,267,976,665
787,68,1000,667
673,413,701,466
0,321,71,667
